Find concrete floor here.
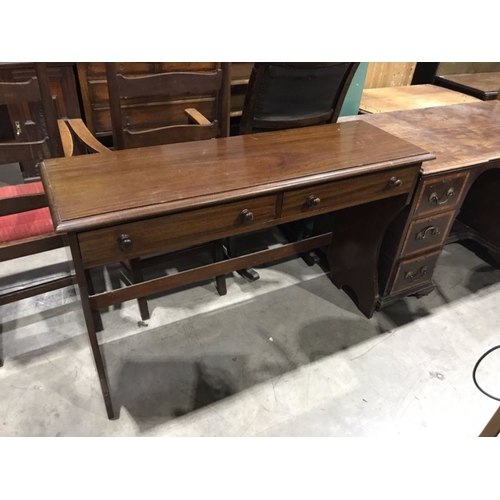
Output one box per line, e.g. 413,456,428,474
1,233,500,436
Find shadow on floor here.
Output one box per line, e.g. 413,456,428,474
108,281,376,432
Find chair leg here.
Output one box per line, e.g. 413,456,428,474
213,240,227,296
85,269,104,332
228,236,260,282
129,258,150,321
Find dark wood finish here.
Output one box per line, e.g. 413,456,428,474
78,194,278,269
41,121,434,418
280,166,417,219
0,192,46,216
435,73,500,100
67,233,115,419
239,62,359,134
78,62,243,135
400,211,454,257
390,250,441,294
413,171,469,217
347,101,500,308
41,121,432,233
237,62,360,278
0,275,75,306
0,64,71,321
0,62,81,179
105,62,229,150
90,234,333,310
103,62,231,313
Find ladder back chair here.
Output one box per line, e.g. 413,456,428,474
0,65,125,366
103,63,232,318
106,62,230,149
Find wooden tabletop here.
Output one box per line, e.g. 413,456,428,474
41,121,433,233
435,72,500,100
360,84,479,114
342,101,500,175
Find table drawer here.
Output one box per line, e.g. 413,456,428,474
78,195,277,268
414,171,469,217
400,211,455,257
390,250,441,294
281,166,418,219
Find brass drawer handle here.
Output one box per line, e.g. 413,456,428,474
240,209,254,224
429,187,455,205
405,266,428,282
117,234,133,252
416,226,441,240
306,195,321,208
389,176,402,188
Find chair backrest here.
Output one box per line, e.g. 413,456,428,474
239,62,360,134
105,62,230,150
0,63,63,166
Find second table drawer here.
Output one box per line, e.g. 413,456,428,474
78,195,278,268
281,166,418,219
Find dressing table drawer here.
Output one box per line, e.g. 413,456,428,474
281,166,418,219
78,195,278,268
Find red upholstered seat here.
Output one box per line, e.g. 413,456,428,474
0,182,55,244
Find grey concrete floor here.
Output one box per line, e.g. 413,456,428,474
1,233,500,436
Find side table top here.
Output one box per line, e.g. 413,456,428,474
360,84,479,114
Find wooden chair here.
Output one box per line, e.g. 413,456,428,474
104,63,231,315
234,62,360,281
0,64,119,366
105,62,230,149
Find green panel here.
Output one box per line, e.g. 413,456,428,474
339,62,368,117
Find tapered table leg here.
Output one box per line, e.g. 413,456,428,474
68,233,115,420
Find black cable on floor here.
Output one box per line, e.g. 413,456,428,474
473,344,500,402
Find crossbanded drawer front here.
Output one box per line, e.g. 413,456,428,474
390,250,441,294
400,211,454,257
78,195,277,268
281,166,418,220
414,171,469,217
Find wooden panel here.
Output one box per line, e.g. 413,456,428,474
390,250,441,293
78,194,277,268
360,84,479,114
281,166,418,219
40,120,433,232
86,62,217,77
414,171,469,217
364,62,416,89
78,62,221,136
400,211,454,257
92,97,216,133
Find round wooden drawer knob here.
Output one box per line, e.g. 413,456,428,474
307,195,321,207
389,176,402,188
117,234,133,252
240,209,254,223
